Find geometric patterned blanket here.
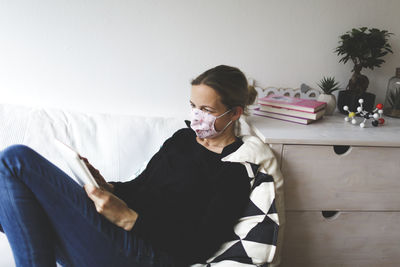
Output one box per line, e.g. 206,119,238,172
192,135,285,267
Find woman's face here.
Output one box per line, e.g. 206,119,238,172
190,84,233,132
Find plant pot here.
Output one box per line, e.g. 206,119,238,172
317,93,336,115
337,90,376,114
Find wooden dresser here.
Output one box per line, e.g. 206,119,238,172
248,112,400,267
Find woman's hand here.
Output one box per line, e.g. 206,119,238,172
79,155,115,193
84,184,138,231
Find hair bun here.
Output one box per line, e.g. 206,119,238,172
246,85,258,106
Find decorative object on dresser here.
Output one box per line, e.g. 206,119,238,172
335,27,393,114
247,79,321,108
255,84,321,100
316,76,340,115
343,99,384,128
254,95,326,125
384,67,400,118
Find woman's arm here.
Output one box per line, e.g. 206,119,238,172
108,133,178,207
79,156,115,193
82,129,182,229
84,184,139,231
192,164,250,261
79,155,148,209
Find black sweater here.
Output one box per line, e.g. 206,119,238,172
110,128,250,266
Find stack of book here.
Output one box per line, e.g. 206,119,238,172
253,95,327,125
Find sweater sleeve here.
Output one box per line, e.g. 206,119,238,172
191,163,250,263
108,143,166,211
108,128,189,210
108,174,145,211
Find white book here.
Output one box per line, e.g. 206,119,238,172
253,108,316,125
53,138,99,187
259,104,325,120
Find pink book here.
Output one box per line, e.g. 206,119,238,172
253,108,316,125
258,95,326,113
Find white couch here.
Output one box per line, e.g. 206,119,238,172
0,103,187,267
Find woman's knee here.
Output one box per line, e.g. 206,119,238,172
1,144,36,159
0,144,38,171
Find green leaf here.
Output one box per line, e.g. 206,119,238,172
317,76,341,94
334,27,394,71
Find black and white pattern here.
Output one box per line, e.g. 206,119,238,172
191,135,284,267
204,163,279,266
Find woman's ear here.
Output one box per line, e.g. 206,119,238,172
231,107,243,121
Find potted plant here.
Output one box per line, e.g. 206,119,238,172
317,76,340,115
335,27,393,114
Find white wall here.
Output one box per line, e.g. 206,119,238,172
1,0,399,117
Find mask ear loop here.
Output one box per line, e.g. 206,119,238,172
216,109,232,119
214,109,234,134
218,120,233,133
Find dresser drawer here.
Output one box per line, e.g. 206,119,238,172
281,145,400,211
281,211,400,267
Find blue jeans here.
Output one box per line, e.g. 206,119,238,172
0,144,177,267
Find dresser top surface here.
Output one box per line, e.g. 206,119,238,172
248,112,400,147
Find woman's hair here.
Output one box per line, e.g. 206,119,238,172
191,65,257,115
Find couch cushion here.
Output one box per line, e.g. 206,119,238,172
0,103,186,182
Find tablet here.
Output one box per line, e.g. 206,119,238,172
53,138,99,188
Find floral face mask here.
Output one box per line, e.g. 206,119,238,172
190,108,232,139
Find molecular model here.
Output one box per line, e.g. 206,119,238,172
343,99,385,128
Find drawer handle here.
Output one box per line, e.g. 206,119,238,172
321,210,340,220
333,145,351,155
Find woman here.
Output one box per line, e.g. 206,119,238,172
0,65,257,267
